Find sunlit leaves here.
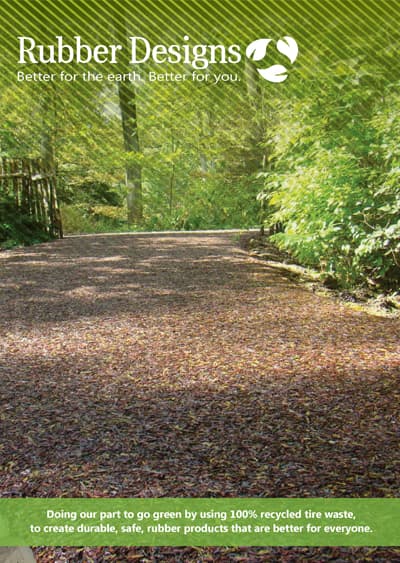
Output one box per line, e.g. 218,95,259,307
261,40,400,287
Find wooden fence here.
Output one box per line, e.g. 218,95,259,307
0,157,62,238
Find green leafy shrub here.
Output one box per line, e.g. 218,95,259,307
61,204,127,234
262,61,400,288
60,181,123,207
0,196,51,248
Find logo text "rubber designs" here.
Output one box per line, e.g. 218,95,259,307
18,35,299,82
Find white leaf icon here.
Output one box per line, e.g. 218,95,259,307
245,39,272,61
257,65,288,83
276,36,298,64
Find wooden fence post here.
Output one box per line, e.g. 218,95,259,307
0,156,62,239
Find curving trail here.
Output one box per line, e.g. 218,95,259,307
1,232,399,561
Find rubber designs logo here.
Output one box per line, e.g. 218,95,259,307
17,35,299,85
246,36,298,82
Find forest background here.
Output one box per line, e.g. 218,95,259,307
1,0,400,289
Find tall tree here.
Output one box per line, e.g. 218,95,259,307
118,80,143,223
113,8,143,223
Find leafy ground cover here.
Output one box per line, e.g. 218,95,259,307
0,232,399,561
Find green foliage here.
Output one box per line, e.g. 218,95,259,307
142,174,260,231
262,55,400,288
0,196,51,248
60,181,123,207
61,204,128,235
3,6,400,275
0,72,263,236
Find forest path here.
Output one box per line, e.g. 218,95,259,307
0,231,399,500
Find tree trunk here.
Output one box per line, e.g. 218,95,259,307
112,7,143,224
245,59,268,233
118,81,143,223
40,89,61,237
245,58,265,138
198,110,215,174
245,59,262,103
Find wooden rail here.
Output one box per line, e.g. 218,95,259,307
0,157,62,238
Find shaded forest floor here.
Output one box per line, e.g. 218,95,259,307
0,232,399,562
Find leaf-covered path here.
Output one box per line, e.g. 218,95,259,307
1,232,399,560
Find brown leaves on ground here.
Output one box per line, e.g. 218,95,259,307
0,232,399,562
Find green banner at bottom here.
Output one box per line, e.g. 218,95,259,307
0,498,398,546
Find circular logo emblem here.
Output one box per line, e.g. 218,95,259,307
246,36,298,82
